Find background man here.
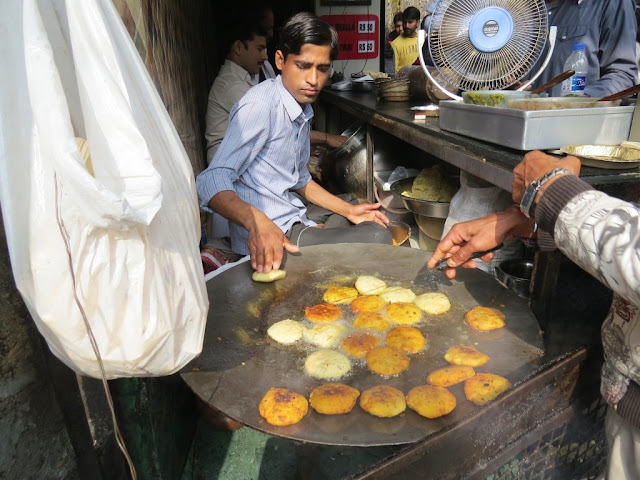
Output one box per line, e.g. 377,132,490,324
391,6,421,73
196,12,391,273
204,23,268,163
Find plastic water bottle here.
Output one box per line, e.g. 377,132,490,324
561,43,587,96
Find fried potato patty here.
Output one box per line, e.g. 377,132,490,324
304,350,352,379
366,346,410,376
354,276,387,295
305,303,343,323
252,269,286,282
359,385,406,418
444,345,490,367
267,319,306,344
386,302,422,325
379,287,416,304
309,383,360,415
350,295,387,313
353,312,390,331
385,326,425,354
259,387,308,426
464,373,513,406
304,323,345,348
323,286,359,305
465,306,505,331
427,365,476,387
341,333,380,358
406,385,456,419
413,292,451,315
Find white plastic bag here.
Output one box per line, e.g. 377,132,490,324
0,0,208,378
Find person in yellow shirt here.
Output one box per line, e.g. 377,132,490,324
391,6,420,73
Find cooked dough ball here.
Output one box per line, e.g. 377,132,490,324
267,319,306,345
252,269,286,282
305,303,343,323
353,312,390,331
259,387,308,426
323,286,359,305
304,350,352,379
304,323,345,348
359,385,406,418
414,292,451,315
350,295,387,313
355,276,387,295
380,287,416,304
386,302,422,325
366,346,410,376
406,385,456,419
309,383,360,415
385,326,425,354
427,365,476,387
444,345,490,367
465,306,505,331
341,333,380,358
464,373,513,406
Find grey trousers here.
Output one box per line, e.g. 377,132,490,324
286,194,392,248
605,406,640,480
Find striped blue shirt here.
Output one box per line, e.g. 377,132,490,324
196,76,316,255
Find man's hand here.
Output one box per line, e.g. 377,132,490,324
346,202,390,227
325,134,348,149
512,151,581,204
426,206,534,279
247,211,299,273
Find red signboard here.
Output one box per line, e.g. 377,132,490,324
322,14,379,60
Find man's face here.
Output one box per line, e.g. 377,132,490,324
261,9,275,41
275,44,331,105
402,18,419,37
237,35,268,75
394,21,403,34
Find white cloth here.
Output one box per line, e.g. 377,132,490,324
204,60,257,164
605,406,640,480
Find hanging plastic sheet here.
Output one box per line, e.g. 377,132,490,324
0,0,208,378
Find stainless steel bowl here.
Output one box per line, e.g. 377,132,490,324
494,259,533,299
389,176,451,218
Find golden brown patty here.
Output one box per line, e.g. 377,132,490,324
304,303,343,323
386,302,422,325
406,385,457,419
359,385,406,418
341,333,380,358
444,345,490,367
464,373,513,406
465,306,505,331
427,365,476,387
309,383,360,415
413,292,451,315
385,326,425,354
323,286,359,305
353,312,390,331
258,387,309,426
350,295,387,313
366,346,410,376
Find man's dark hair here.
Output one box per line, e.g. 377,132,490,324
402,6,421,22
278,12,338,61
393,12,403,24
223,20,267,55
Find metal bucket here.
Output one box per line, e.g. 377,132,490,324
318,122,367,199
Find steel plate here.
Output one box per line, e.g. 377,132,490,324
181,244,544,446
390,177,451,218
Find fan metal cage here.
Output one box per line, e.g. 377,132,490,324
428,0,548,91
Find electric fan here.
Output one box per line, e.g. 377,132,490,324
418,0,557,100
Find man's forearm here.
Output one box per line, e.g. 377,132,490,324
296,180,351,216
209,190,262,232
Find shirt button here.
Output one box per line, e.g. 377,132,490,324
561,35,566,40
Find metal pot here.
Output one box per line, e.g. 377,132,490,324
318,122,368,199
495,259,533,299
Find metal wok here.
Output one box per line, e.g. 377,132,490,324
181,244,544,446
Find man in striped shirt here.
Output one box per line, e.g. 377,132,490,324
196,12,391,274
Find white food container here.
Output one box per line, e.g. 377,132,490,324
439,101,635,150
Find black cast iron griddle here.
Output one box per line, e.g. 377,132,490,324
181,244,544,446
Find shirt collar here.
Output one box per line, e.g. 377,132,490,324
274,75,314,122
223,59,257,86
